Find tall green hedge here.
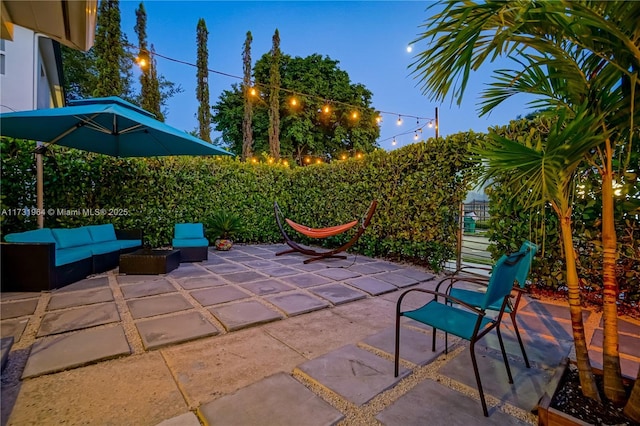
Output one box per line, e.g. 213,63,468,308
0,133,479,271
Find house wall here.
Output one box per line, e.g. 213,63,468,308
0,25,63,113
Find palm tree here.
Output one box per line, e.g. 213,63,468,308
411,0,639,415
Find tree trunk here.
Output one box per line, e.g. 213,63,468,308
559,214,601,401
623,366,640,422
600,141,626,403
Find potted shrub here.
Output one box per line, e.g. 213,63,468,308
205,211,243,251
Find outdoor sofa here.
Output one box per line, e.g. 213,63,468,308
1,224,142,292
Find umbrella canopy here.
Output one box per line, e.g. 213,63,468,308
0,96,231,157
0,96,233,227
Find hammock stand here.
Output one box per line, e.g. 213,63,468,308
274,200,377,264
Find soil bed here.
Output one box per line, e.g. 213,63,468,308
551,365,638,425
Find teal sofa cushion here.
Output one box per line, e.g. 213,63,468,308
55,247,93,266
90,241,123,255
174,223,204,239
86,224,117,243
119,239,142,250
4,228,57,248
52,227,94,249
172,237,209,248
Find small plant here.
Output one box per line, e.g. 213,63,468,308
205,210,243,241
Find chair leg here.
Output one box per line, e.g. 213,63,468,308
431,327,436,351
510,311,530,368
469,340,489,417
395,314,401,377
495,326,514,384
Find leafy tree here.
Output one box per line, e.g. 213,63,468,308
93,0,134,99
61,46,98,102
268,29,281,160
411,0,639,417
242,31,254,161
196,18,211,142
134,2,162,120
213,53,380,164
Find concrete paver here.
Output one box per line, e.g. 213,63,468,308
266,292,330,316
22,325,131,378
120,278,176,299
198,372,344,426
0,298,38,320
316,268,362,281
376,378,530,425
221,270,268,283
174,275,227,289
309,283,368,305
344,276,398,295
239,278,294,295
189,285,250,306
295,344,410,405
37,302,120,336
281,272,333,288
127,293,193,319
134,311,219,350
47,287,114,310
209,300,283,331
375,271,419,288
0,318,28,341
363,326,446,366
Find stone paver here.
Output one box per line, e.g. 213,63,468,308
396,268,436,283
190,286,250,306
437,344,554,412
363,326,446,366
120,279,176,299
221,270,268,283
375,272,418,288
1,336,14,371
37,303,120,337
239,279,294,296
47,287,114,311
376,378,530,425
204,263,248,274
281,273,333,288
345,277,398,295
0,298,39,320
0,317,28,341
135,311,219,350
309,283,367,305
127,293,194,319
260,266,300,277
176,275,227,290
266,292,330,316
316,268,362,281
348,263,390,275
198,372,343,426
22,325,131,378
295,344,410,405
54,276,109,292
241,259,281,269
209,300,283,331
155,412,201,426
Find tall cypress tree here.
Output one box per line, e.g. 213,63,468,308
94,0,128,97
241,31,254,161
196,18,211,142
134,2,162,120
268,29,281,160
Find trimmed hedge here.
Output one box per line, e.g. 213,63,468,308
0,133,479,271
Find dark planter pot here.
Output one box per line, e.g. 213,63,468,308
537,358,593,426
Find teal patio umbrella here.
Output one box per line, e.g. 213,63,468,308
0,96,233,227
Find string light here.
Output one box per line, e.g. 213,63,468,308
392,138,397,146
127,44,438,149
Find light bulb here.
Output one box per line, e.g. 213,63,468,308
397,116,403,126
392,138,397,146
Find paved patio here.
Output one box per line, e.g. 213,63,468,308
1,244,639,425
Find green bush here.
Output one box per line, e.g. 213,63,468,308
0,133,479,271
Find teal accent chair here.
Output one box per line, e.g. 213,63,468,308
442,241,538,367
172,223,209,262
395,250,528,417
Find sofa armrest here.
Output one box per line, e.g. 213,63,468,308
115,229,143,241
1,242,56,292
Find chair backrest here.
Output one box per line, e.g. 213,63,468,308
174,223,204,239
481,251,527,311
514,240,538,288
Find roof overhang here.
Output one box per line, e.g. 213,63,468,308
1,0,97,51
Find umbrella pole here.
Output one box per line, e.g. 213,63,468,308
36,152,44,228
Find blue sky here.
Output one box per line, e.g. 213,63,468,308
119,1,534,151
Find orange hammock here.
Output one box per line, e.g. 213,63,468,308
274,200,378,264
